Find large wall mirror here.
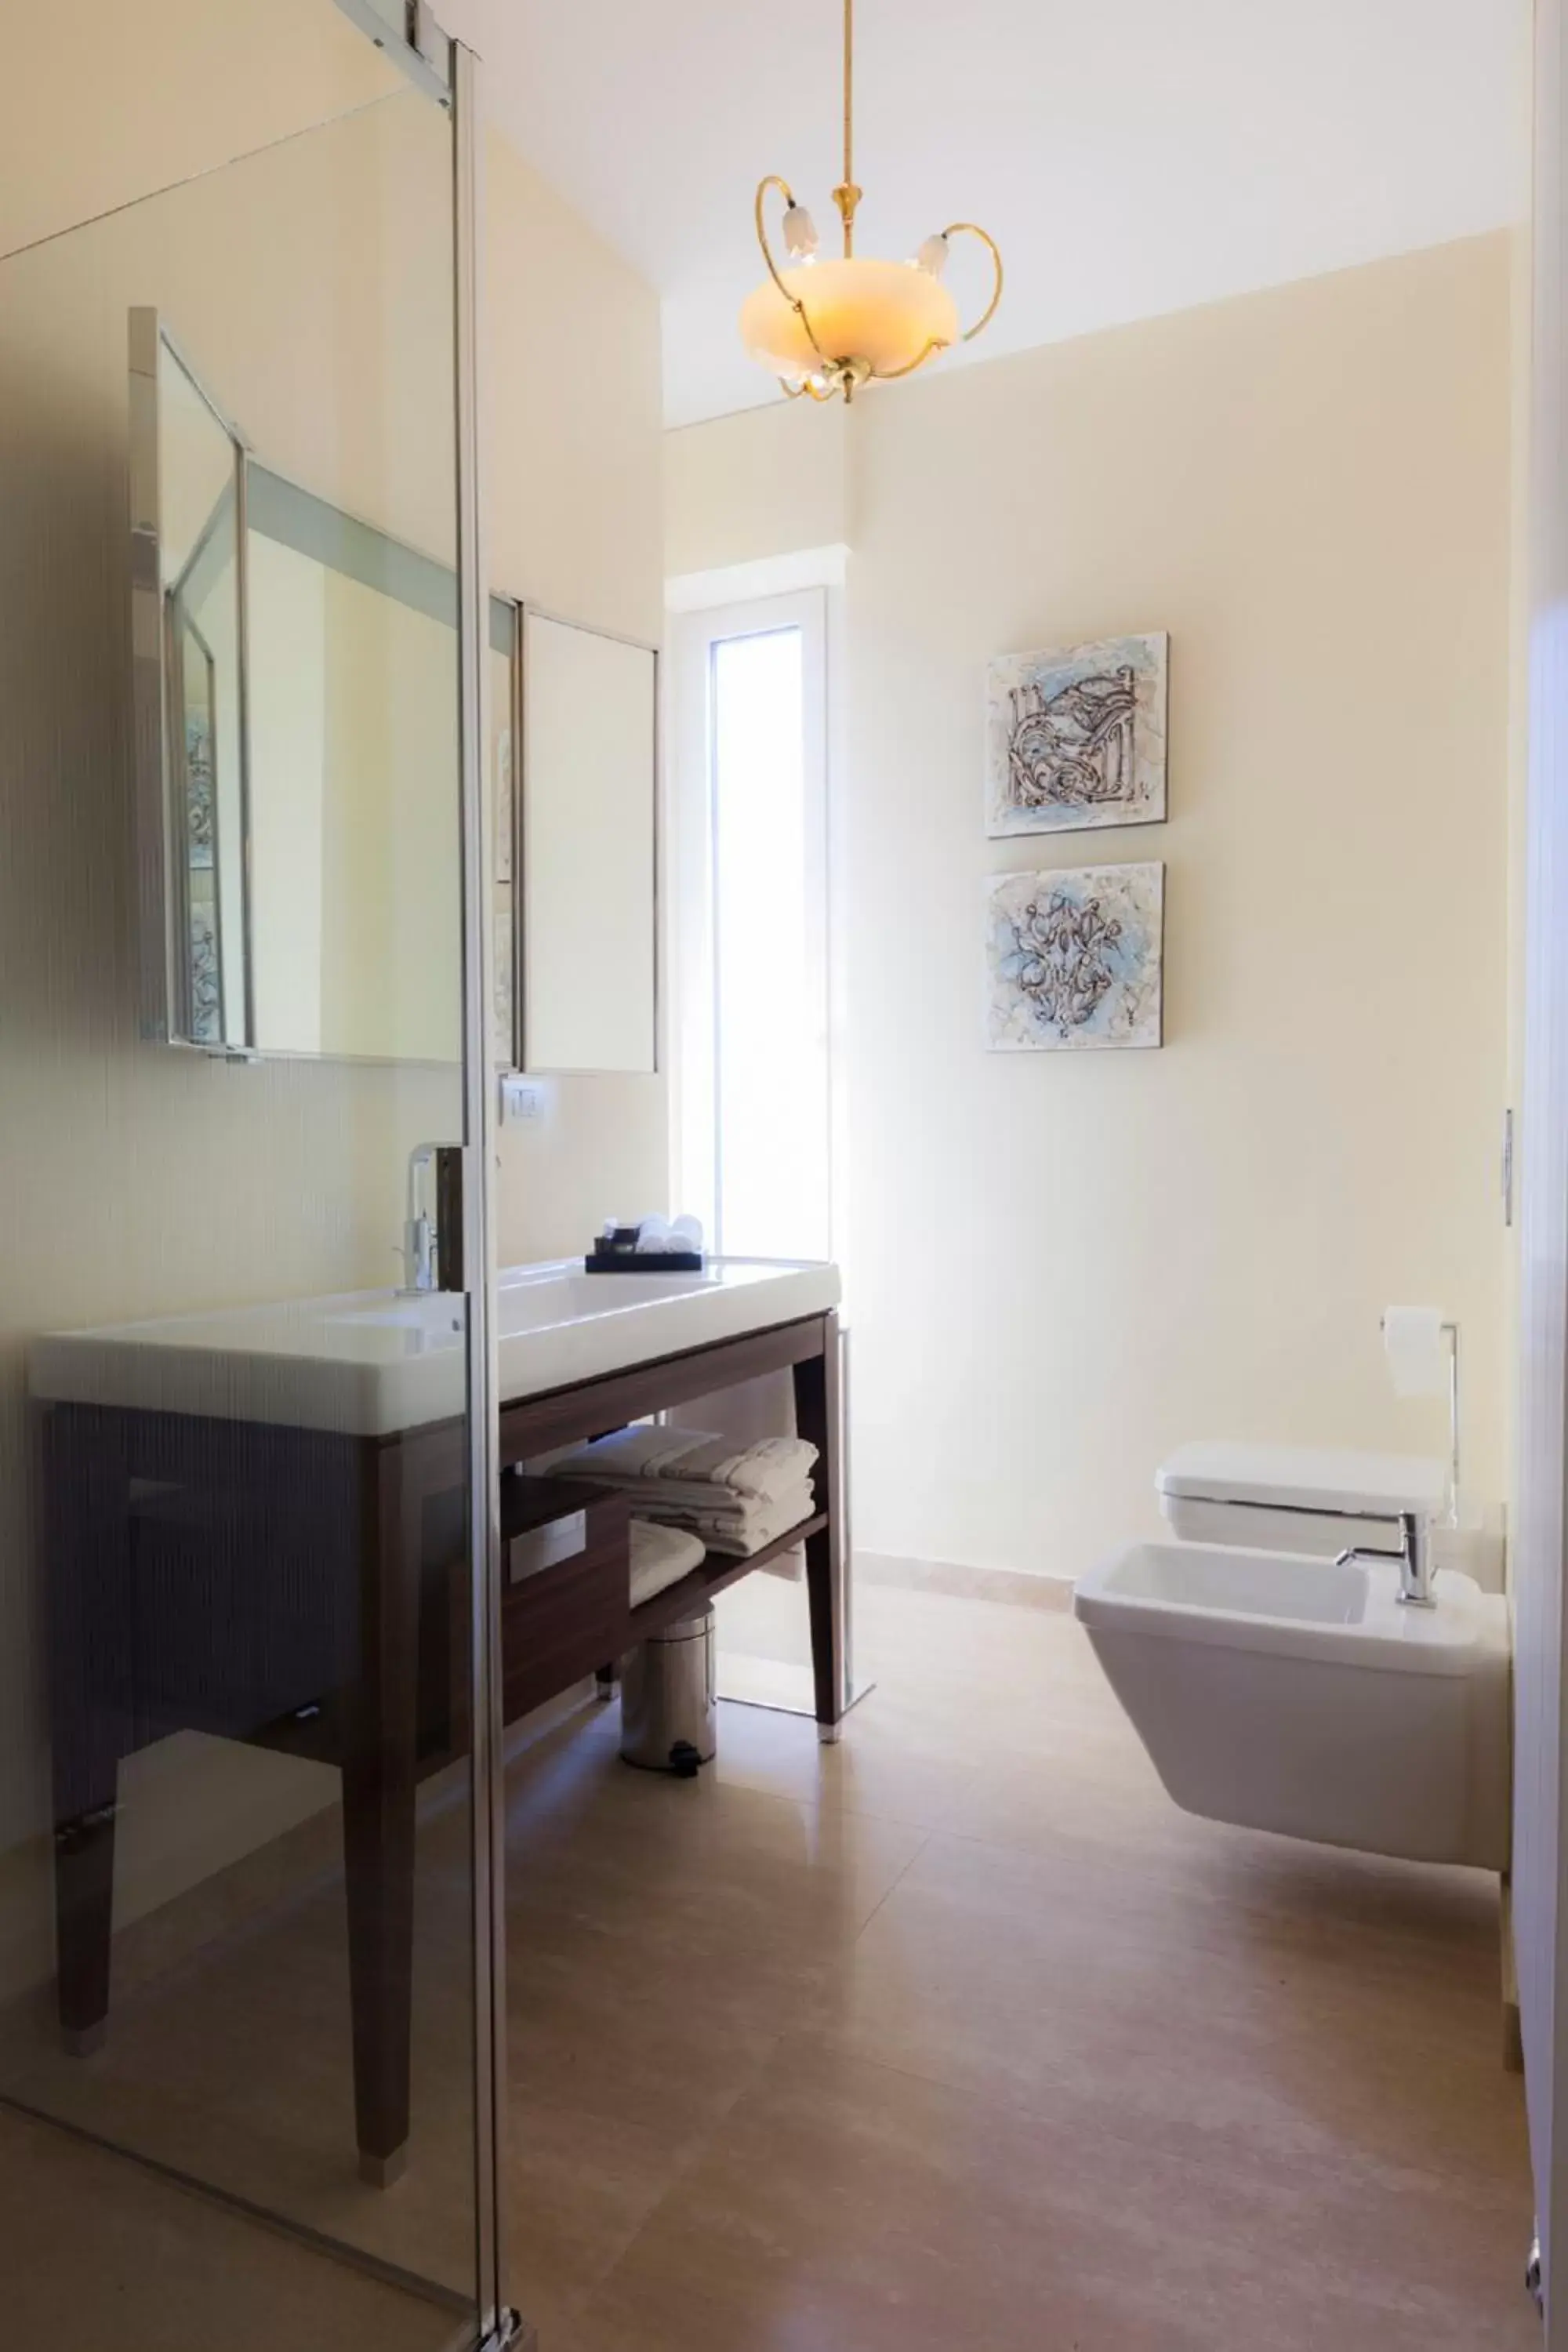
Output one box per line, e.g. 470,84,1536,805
514,611,658,1076
245,471,461,1062
131,311,658,1074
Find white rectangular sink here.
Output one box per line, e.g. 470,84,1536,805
30,1256,840,1437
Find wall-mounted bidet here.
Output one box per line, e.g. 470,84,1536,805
1073,1538,1510,1869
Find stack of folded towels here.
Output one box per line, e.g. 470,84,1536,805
555,1425,819,1559
628,1518,706,1608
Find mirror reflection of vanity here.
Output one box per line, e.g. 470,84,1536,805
132,310,658,1074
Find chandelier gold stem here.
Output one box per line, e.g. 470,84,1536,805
844,0,853,192
832,0,862,256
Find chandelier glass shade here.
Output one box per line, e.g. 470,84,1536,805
740,0,1002,403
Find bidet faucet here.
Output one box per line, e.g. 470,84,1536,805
1334,1508,1435,1610
401,1143,441,1295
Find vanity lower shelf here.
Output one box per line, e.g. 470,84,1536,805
627,1513,828,1635
495,1468,825,1721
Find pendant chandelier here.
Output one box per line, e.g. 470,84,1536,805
739,0,1003,404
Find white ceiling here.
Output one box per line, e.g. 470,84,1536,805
443,0,1530,430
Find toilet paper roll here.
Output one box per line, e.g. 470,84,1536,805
1382,1306,1449,1399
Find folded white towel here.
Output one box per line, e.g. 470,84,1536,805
637,1480,818,1558
629,1518,705,1608
557,1425,818,1509
667,1480,816,1534
580,1470,804,1514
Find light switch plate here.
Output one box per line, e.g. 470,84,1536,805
500,1075,545,1123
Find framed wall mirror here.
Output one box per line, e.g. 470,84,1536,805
132,308,466,1065
131,311,252,1053
244,468,463,1062
514,609,658,1076
132,313,659,1075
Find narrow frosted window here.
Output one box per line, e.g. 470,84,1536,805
710,626,829,1258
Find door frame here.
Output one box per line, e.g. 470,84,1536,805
1514,0,1568,2331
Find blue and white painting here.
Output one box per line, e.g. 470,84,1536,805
986,862,1163,1051
986,633,1167,837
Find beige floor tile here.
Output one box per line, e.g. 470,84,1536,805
878,1826,1504,2017
0,2106,459,2352
506,1904,793,2147
500,2095,717,2342
2,1581,1534,2347
558,2039,1535,2352
505,1713,930,1962
805,1891,1526,2193
1,1686,922,2314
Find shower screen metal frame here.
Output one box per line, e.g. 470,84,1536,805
450,31,515,2352
326,8,512,2344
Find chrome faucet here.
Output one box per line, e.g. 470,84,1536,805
401,1143,441,1294
1334,1508,1435,1610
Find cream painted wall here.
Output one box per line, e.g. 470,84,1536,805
0,34,666,1994
666,398,851,579
0,0,400,261
666,235,1515,1581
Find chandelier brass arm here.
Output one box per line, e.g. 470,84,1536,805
944,221,1005,342
754,172,833,382
856,227,1004,383
869,337,948,383
752,174,841,395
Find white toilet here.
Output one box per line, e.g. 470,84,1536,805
1156,1439,1450,1558
1155,1439,1505,1588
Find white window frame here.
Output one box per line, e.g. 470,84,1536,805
669,585,833,1260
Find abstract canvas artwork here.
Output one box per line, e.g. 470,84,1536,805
986,862,1164,1052
986,633,1168,837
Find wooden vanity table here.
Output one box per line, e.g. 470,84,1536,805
36,1264,845,2187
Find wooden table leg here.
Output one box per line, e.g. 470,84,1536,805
341,1437,423,2187
793,1314,845,1743
53,1806,117,2054
44,1408,132,2055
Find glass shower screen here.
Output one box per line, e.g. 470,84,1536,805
0,30,501,2352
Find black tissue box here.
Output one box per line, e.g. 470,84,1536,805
585,1248,705,1275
